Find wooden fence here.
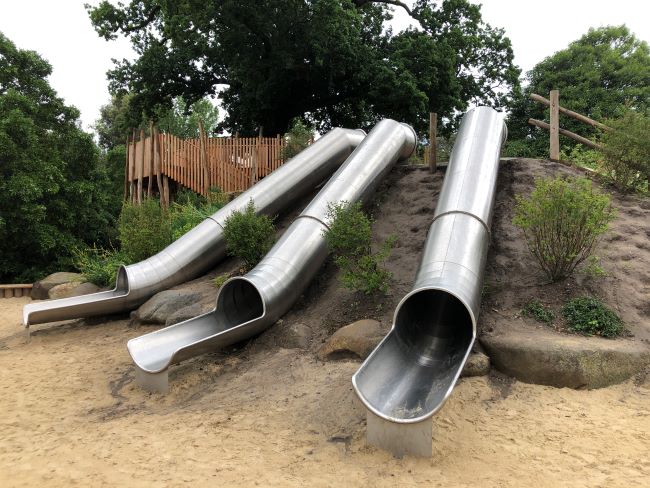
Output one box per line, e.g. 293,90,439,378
0,284,32,298
125,128,287,204
528,90,610,159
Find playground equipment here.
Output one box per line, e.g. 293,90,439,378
23,128,365,330
353,107,506,457
127,119,416,392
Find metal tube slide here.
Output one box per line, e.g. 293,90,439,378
23,128,365,328
352,107,506,454
127,119,416,392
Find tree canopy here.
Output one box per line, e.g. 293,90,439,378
508,25,650,154
0,32,118,281
87,0,519,136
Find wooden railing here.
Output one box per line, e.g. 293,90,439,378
125,128,287,204
528,90,611,159
0,284,32,298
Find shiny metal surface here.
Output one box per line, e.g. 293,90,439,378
127,120,416,391
23,128,365,328
353,107,507,424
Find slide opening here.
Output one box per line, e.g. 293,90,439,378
216,278,264,328
394,289,474,367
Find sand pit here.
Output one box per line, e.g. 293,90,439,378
1,162,649,486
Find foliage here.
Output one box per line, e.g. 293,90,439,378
522,300,555,324
223,200,276,272
87,0,519,136
0,32,118,282
324,201,396,294
73,246,128,287
600,109,650,192
582,255,608,278
513,176,615,282
502,139,541,158
169,198,224,241
508,26,650,156
562,296,624,337
118,199,172,262
212,273,230,289
281,119,314,160
560,145,603,170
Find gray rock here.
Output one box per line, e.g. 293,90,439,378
135,290,201,324
258,321,313,350
31,272,85,299
461,352,491,377
318,319,383,361
481,328,650,389
165,303,204,326
48,281,101,300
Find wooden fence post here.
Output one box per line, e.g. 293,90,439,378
137,129,145,203
252,126,262,186
123,133,130,201
549,90,560,160
429,112,437,173
198,120,210,196
147,121,154,197
130,129,136,203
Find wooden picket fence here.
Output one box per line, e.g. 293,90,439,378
125,127,287,204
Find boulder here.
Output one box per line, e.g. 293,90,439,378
135,290,201,324
48,281,101,300
165,303,204,327
318,319,383,361
461,352,491,377
31,272,85,299
256,321,313,350
481,328,650,389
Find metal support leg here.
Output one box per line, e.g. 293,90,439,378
135,367,169,394
366,410,433,458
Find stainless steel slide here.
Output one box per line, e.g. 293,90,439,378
23,128,365,328
127,119,416,392
353,108,506,427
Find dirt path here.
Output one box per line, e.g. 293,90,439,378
1,296,649,487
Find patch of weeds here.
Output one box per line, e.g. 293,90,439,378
212,273,230,289
562,296,624,338
522,300,555,324
582,255,608,278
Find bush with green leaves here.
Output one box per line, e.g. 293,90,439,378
169,199,224,241
513,176,615,282
601,110,650,193
522,300,555,324
560,145,603,170
73,246,129,287
562,296,624,337
223,200,275,272
324,202,397,295
118,199,172,262
281,118,313,160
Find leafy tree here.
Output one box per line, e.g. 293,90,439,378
508,26,650,156
87,0,519,136
0,32,118,282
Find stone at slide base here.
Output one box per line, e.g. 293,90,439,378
318,319,383,360
165,303,204,327
481,328,650,389
31,272,86,299
135,290,201,324
461,352,491,377
48,281,101,299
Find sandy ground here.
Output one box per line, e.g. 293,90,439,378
1,299,649,487
1,162,649,487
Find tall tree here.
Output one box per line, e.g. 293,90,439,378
0,32,117,281
88,0,519,135
508,25,650,155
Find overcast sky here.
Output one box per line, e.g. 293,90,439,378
1,0,648,131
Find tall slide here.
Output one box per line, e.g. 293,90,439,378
127,119,416,392
23,128,366,329
352,107,506,457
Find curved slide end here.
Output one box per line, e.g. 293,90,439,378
352,287,475,424
23,266,131,329
127,276,266,393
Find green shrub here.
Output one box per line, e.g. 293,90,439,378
522,300,555,323
560,145,603,170
223,200,275,271
169,199,224,240
562,296,624,337
513,176,615,282
73,245,129,287
118,199,172,262
212,273,230,288
601,110,650,192
324,201,397,294
281,118,313,160
502,139,540,158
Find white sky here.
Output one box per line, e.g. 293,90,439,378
1,0,648,131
